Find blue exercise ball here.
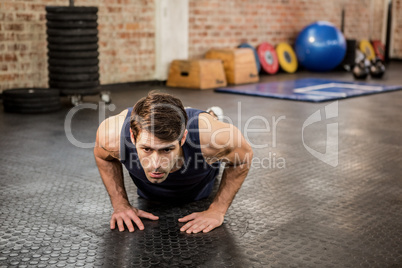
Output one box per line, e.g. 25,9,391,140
295,21,346,72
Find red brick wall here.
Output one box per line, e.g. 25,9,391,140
188,0,385,58
0,0,155,91
393,0,402,58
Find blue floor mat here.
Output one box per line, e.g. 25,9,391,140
215,78,402,102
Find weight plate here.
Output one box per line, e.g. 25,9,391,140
48,58,99,67
49,73,100,81
47,36,98,44
257,42,279,74
48,59,99,67
49,80,100,88
48,65,99,74
2,88,60,99
47,43,98,51
276,43,298,73
359,40,376,61
48,51,99,59
46,13,97,21
371,40,385,61
47,28,98,36
3,96,61,104
46,6,98,13
46,20,98,29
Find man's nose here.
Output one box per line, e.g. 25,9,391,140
150,153,162,169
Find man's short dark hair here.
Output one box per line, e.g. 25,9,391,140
130,91,188,143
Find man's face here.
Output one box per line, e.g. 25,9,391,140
131,129,186,184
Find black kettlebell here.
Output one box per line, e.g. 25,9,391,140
370,58,385,78
353,60,369,79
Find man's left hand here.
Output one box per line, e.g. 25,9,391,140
178,208,224,233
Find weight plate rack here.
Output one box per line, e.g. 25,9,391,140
46,6,110,105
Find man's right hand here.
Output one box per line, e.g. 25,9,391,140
110,203,159,232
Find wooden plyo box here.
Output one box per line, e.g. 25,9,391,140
205,48,259,84
166,59,227,89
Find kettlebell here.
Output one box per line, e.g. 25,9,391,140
353,60,369,79
370,58,385,78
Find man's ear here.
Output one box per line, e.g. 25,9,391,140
129,128,136,145
180,129,188,146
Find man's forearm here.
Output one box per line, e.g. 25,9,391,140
209,163,250,214
94,155,129,208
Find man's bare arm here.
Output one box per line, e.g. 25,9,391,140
179,113,253,233
94,112,158,232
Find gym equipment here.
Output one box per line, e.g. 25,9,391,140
46,6,110,106
257,42,279,74
359,39,376,61
295,21,346,72
215,78,402,102
369,58,386,78
372,40,385,61
276,43,298,73
238,43,261,73
166,59,227,89
353,60,369,79
2,88,61,113
205,48,259,85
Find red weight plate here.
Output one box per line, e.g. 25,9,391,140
257,42,279,74
372,40,385,61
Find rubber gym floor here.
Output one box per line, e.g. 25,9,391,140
1,63,401,268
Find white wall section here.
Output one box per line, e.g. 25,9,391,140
155,0,189,81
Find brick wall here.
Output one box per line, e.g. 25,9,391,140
392,0,402,58
0,0,155,91
188,0,385,58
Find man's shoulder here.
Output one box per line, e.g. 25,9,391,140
96,109,129,156
198,112,233,153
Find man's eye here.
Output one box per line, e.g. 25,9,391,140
143,148,151,152
163,148,172,153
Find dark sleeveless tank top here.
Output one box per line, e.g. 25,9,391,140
120,108,220,203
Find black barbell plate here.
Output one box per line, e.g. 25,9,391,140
48,58,99,66
48,51,99,59
48,65,99,74
49,73,100,81
47,28,98,36
46,21,98,29
47,36,98,44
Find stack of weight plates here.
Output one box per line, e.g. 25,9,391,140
46,6,100,96
3,88,61,113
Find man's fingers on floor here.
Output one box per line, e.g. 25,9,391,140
117,218,125,232
188,220,207,233
178,213,198,222
180,221,195,232
137,210,159,220
110,218,116,229
123,217,135,232
186,224,200,233
192,224,207,234
202,225,214,233
131,215,145,230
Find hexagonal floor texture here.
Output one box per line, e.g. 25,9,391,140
1,63,402,267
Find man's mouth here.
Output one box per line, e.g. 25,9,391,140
149,172,165,179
